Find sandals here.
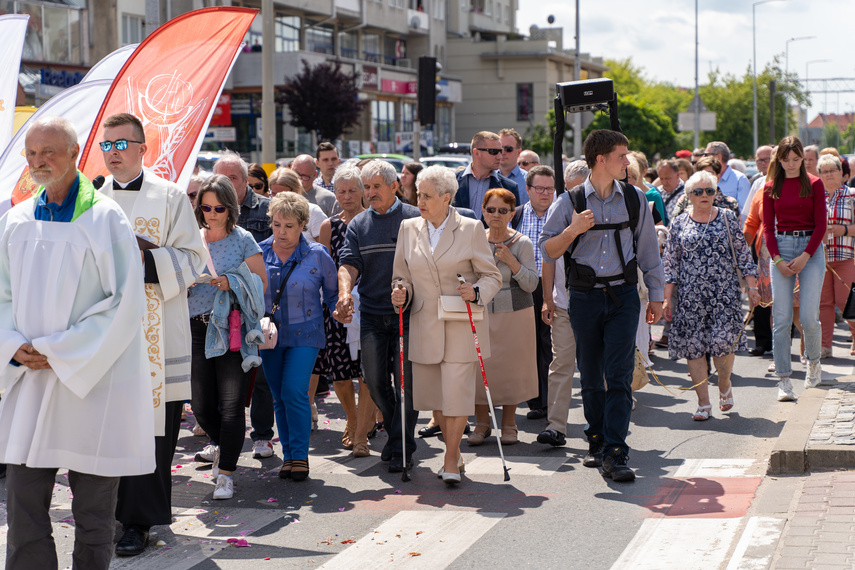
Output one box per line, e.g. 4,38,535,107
279,460,292,479
291,458,309,482
719,387,734,412
367,421,382,439
342,424,355,450
692,405,712,421
352,442,370,457
500,425,518,445
192,423,207,437
466,422,491,446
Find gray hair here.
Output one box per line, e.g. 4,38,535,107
415,165,458,203
360,159,398,186
728,158,746,174
803,144,820,158
818,154,841,172
332,165,362,190
564,160,590,182
268,191,310,228
30,116,77,152
684,170,718,195
213,150,248,180
705,141,731,161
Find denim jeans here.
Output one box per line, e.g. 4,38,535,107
771,236,825,377
360,312,418,460
260,345,319,461
567,283,640,454
249,365,275,442
190,319,251,472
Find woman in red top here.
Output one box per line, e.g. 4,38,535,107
763,137,827,401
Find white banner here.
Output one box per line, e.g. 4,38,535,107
83,43,138,83
0,79,113,205
0,15,30,151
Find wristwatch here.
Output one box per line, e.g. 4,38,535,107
473,286,480,304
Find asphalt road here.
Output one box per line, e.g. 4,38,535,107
1,316,852,569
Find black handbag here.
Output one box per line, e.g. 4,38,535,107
843,284,855,320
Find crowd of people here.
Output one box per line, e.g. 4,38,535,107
2,109,855,566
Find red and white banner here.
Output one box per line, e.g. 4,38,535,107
79,7,257,188
0,15,30,151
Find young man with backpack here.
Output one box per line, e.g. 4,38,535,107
538,130,664,482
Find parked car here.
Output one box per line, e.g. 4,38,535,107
354,153,412,172
437,142,471,155
194,151,230,178
420,155,471,169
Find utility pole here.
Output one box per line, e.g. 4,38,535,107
261,0,275,166
145,0,159,38
572,0,581,159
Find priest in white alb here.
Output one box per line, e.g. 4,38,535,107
0,117,155,570
96,113,208,557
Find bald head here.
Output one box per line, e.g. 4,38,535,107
25,117,80,197
27,117,77,152
291,154,318,193
518,150,540,172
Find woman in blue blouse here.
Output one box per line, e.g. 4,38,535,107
260,192,338,481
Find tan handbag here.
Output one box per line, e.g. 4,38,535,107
438,295,484,321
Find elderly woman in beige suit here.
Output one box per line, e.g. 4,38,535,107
391,165,502,485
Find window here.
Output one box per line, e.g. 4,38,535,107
433,0,445,20
362,33,381,63
486,1,492,16
371,100,396,142
122,14,144,47
17,1,82,63
402,102,415,132
307,24,334,55
275,16,300,52
339,31,358,59
384,36,405,65
436,105,452,148
517,83,534,121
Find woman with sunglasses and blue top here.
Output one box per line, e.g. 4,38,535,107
662,171,759,421
259,192,338,482
187,174,267,500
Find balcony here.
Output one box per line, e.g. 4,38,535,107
406,9,429,34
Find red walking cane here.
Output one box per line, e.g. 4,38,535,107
397,284,410,482
457,275,510,481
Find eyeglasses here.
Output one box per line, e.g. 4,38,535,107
691,187,717,196
187,191,198,200
295,172,314,182
518,160,539,167
501,146,518,154
529,185,555,194
485,206,511,215
99,139,143,151
249,182,265,191
476,148,502,156
200,204,227,213
819,169,840,175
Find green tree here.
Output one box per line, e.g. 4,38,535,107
584,95,676,159
840,122,855,155
604,58,692,133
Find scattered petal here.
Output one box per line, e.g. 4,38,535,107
409,552,421,557
309,494,318,498
156,540,166,546
267,497,278,503
338,507,346,512
341,539,356,544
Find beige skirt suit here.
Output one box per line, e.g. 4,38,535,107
392,208,502,416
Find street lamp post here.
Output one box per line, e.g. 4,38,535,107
753,0,785,152
784,36,814,136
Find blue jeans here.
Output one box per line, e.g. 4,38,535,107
260,345,319,461
360,312,418,460
771,236,825,377
567,283,640,454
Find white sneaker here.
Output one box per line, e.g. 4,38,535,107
252,439,274,459
195,443,218,463
212,474,234,500
777,377,797,402
820,346,832,359
211,445,221,478
805,360,822,389
767,362,776,373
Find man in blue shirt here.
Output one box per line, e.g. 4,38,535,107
540,130,664,483
334,160,421,473
705,141,750,212
453,130,519,217
499,128,529,206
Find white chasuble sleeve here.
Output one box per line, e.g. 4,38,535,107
149,186,207,300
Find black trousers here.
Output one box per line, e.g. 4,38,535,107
527,279,553,410
115,400,183,529
753,304,773,350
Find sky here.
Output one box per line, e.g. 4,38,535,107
515,0,855,129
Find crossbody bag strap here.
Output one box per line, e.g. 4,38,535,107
722,209,739,270
269,261,299,318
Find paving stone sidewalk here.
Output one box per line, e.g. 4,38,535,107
772,471,855,569
808,383,855,447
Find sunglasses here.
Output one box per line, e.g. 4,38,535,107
691,187,716,196
518,160,539,167
476,147,502,156
200,204,227,213
485,206,511,215
501,146,518,154
99,139,143,152
249,182,265,191
529,185,555,194
187,191,198,200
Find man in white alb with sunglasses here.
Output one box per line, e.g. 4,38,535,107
97,112,208,557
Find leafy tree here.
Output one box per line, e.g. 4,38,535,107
584,95,676,159
840,121,855,155
276,60,365,144
604,58,692,133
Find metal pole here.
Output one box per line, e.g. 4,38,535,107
145,0,159,38
261,0,275,165
693,0,699,148
752,3,757,151
572,0,581,159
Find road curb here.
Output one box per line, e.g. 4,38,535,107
767,376,855,475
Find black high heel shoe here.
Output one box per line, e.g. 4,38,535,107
367,421,383,439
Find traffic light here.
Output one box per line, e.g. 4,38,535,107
418,56,440,125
